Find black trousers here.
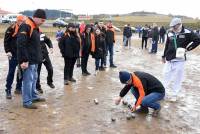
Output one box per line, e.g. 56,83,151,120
36,55,53,89
64,57,76,80
142,37,148,49
81,53,89,73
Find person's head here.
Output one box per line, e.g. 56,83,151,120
153,23,157,28
127,24,130,27
119,71,132,85
16,15,25,26
67,23,76,33
98,21,104,27
85,24,91,33
95,28,101,35
33,9,46,27
107,21,113,28
170,18,182,33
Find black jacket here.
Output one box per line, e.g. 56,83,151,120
17,17,42,65
93,34,106,59
162,26,200,61
106,28,115,44
152,27,159,41
98,26,107,38
60,33,80,58
4,24,18,57
40,33,53,59
142,28,149,38
120,71,165,98
123,26,132,38
81,32,92,56
159,27,166,36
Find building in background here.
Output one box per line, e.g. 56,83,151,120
78,15,93,20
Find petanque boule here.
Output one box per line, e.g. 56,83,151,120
127,104,132,109
126,114,132,120
111,117,116,122
126,113,136,120
94,98,99,104
122,100,128,106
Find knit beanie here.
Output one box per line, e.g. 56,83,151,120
33,9,46,19
119,71,131,84
67,23,75,28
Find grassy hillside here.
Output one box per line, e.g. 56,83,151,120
113,15,198,23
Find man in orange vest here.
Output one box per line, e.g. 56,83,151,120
4,15,25,99
115,71,165,117
17,9,46,109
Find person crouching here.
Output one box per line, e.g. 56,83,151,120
115,71,165,117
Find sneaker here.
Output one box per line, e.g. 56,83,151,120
6,91,12,99
36,88,43,94
64,80,69,85
69,78,76,82
152,107,161,117
32,98,46,103
110,64,117,68
14,90,22,94
47,83,55,88
23,104,38,109
135,106,149,114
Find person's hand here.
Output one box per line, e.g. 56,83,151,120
131,106,136,112
115,96,122,105
6,52,12,59
162,57,166,63
20,62,29,69
49,48,53,54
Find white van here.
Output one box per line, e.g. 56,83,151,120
2,14,22,23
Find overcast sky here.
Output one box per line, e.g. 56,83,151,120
0,0,199,18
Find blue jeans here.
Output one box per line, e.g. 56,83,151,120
22,64,39,106
151,40,158,53
95,58,103,70
131,87,165,110
123,36,131,47
106,43,114,66
5,56,22,93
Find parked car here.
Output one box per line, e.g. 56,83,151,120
112,25,121,32
1,14,21,23
53,18,68,27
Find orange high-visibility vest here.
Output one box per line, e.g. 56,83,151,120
12,24,19,37
25,18,37,37
90,33,95,52
131,73,145,110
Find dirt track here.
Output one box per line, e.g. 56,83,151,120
0,35,200,134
